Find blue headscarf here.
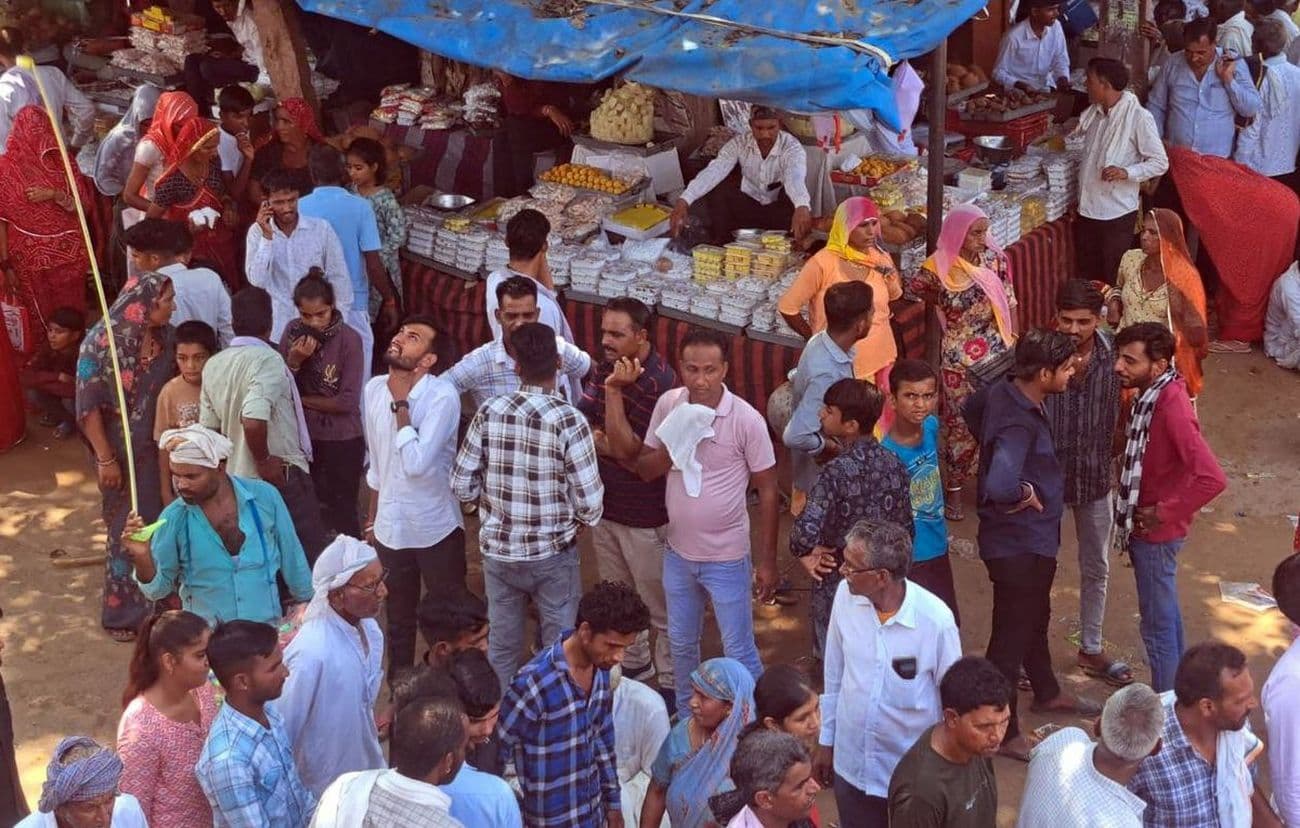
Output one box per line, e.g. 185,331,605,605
38,736,123,813
665,657,756,828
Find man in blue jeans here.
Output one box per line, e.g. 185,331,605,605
1114,322,1226,692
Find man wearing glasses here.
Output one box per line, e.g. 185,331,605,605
279,535,391,798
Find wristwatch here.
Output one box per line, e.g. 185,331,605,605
390,400,409,413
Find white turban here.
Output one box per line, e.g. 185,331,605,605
158,424,233,469
306,535,378,620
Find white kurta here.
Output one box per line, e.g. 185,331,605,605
613,678,671,827
16,795,147,828
280,609,386,798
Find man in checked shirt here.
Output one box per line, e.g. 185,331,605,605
451,322,605,691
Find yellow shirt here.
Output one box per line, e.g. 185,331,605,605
777,246,903,379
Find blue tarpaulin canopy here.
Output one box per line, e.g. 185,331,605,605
295,0,983,128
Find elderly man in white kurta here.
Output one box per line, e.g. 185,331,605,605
279,535,389,797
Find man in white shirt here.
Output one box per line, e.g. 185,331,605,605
1264,552,1300,826
611,666,671,826
670,106,813,245
992,0,1072,92
1017,683,1164,827
0,29,94,151
123,218,235,346
448,277,591,410
1072,58,1169,283
363,315,465,680
814,519,961,828
280,536,388,799
1251,0,1300,41
1235,20,1300,184
245,167,353,343
485,208,574,344
1213,0,1256,54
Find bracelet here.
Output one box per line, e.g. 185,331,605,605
96,455,117,467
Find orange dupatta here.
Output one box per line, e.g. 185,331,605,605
1150,208,1209,397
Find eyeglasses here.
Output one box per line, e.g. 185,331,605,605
346,568,389,594
840,561,882,579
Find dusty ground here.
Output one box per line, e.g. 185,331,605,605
1,348,1298,825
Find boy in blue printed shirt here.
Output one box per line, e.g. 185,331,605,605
882,359,960,624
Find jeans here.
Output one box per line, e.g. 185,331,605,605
376,529,467,678
831,773,888,828
308,436,365,539
909,554,961,627
483,548,582,692
591,520,672,689
1074,211,1137,285
810,569,843,659
25,389,74,427
984,553,1060,742
1130,537,1186,692
663,546,764,712
271,464,329,565
1072,497,1114,656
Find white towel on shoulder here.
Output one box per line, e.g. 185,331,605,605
654,402,716,497
1074,90,1144,169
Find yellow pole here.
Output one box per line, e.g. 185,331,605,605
17,55,138,513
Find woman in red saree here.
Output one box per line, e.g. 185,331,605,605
0,106,94,355
249,97,322,203
152,119,241,290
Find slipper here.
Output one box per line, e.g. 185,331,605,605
1078,656,1135,687
1017,668,1032,692
1029,695,1103,716
107,628,137,643
1208,339,1251,354
997,737,1036,762
944,501,965,522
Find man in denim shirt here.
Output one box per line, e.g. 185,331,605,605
964,329,1096,761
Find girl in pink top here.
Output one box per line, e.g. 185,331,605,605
116,610,218,828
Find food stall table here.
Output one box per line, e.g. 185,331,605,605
374,122,502,201
400,251,490,362
571,133,685,197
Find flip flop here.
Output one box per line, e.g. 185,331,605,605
1029,695,1103,717
1078,656,1135,687
1208,339,1252,354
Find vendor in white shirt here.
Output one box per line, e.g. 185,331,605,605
670,106,813,245
0,27,94,152
992,0,1073,93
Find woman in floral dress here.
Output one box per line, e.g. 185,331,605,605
908,204,1018,520
345,136,406,315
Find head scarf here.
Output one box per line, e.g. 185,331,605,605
160,117,220,171
258,97,323,148
285,308,346,396
931,203,1015,345
159,423,233,468
665,657,755,828
824,197,882,265
1149,207,1208,396
141,91,201,166
306,534,378,620
75,272,174,420
94,83,161,196
0,107,90,237
38,736,123,813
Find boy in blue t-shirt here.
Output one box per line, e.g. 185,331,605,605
882,359,960,624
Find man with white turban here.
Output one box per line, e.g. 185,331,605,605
16,736,147,828
122,423,314,625
278,535,388,798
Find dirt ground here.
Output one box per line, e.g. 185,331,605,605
1,348,1298,825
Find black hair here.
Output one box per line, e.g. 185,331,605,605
175,320,218,355
417,587,488,648
679,326,730,361
1155,0,1187,22
510,322,559,382
1009,328,1077,381
1184,14,1219,42
1274,553,1300,627
506,209,551,261
0,27,23,60
207,620,279,687
400,314,440,338
605,297,653,332
307,144,347,187
1249,0,1279,13
1057,279,1104,314
292,267,335,307
889,358,937,390
260,167,313,198
1174,641,1247,706
822,377,884,434
496,274,539,305
576,580,651,637
217,84,255,115
824,280,874,332
753,664,818,724
391,695,466,781
231,287,274,338
1213,0,1245,19
123,610,209,708
1115,321,1177,363
1253,18,1289,56
448,648,501,719
750,105,781,122
1087,57,1130,92
122,218,194,257
390,665,459,717
940,657,1012,714
48,306,86,333
345,136,388,185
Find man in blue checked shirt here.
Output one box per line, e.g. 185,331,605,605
197,620,316,828
497,580,650,828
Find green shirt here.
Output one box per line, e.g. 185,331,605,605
888,726,998,828
199,340,310,477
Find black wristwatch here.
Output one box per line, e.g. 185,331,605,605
390,400,409,413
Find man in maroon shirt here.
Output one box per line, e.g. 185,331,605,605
1114,322,1226,692
494,72,578,197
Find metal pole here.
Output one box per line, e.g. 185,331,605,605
926,40,948,253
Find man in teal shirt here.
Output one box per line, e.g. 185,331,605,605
123,423,313,624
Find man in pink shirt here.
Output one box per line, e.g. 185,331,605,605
1114,322,1226,692
630,328,779,711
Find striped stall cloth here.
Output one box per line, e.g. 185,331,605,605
377,122,499,201
1006,216,1078,330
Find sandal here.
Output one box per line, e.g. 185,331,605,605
1029,694,1103,717
1077,653,1135,687
1017,667,1032,692
944,501,964,522
107,628,137,643
1208,339,1251,354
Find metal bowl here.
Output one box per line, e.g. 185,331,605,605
425,193,477,211
973,135,1015,164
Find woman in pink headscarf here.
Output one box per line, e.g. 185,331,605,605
908,204,1018,520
